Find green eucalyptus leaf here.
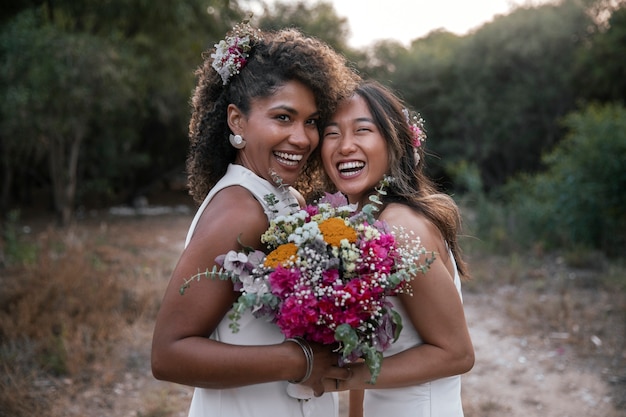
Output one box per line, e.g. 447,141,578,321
335,323,359,355
390,309,403,341
363,347,383,384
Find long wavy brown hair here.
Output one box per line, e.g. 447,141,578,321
323,80,471,279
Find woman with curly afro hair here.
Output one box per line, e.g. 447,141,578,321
151,20,359,417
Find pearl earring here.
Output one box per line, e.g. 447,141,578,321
229,134,246,149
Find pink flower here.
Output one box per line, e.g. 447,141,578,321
322,268,340,286
304,204,319,220
410,125,422,147
276,295,317,338
335,304,363,328
358,234,397,274
268,266,300,298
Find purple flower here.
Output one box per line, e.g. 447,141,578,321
318,192,348,208
246,250,265,268
216,249,266,277
221,250,250,275
372,311,397,352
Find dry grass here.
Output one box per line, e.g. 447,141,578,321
0,215,183,417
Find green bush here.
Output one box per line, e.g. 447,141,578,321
503,103,626,256
447,161,513,254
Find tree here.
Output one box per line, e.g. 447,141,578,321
1,12,138,225
425,0,591,190
574,3,626,104
378,30,465,188
256,0,351,53
41,0,238,202
0,1,243,221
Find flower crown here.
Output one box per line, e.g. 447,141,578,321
211,20,263,85
402,108,427,165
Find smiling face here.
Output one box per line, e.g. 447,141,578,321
321,94,390,207
229,79,320,186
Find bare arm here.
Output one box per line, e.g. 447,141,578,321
333,203,474,391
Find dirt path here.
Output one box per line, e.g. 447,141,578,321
461,292,621,417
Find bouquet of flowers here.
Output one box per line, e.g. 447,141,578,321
181,179,434,383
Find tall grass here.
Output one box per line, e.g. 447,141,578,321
0,222,152,417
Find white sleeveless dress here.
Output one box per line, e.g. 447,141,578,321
363,255,465,417
184,164,338,417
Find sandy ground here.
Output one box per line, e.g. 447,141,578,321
461,292,621,417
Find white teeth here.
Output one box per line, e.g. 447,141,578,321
338,161,365,171
274,152,302,167
275,152,303,161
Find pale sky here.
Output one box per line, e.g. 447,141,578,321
257,0,552,47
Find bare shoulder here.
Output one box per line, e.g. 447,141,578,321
379,203,434,237
379,203,447,258
191,185,269,251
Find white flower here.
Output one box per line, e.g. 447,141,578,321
240,275,269,296
289,222,321,246
222,250,250,275
337,204,358,214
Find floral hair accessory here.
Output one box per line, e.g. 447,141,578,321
402,108,427,165
211,20,262,85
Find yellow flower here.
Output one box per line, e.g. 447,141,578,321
319,217,357,247
264,243,298,268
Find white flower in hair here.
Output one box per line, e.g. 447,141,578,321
211,20,262,85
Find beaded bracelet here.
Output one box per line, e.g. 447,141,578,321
286,337,314,384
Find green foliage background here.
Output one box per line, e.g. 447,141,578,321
1,0,625,256
503,104,626,255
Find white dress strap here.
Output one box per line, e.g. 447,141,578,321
184,164,297,248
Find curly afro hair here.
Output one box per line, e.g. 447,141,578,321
186,26,359,204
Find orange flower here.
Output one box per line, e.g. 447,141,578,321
264,243,298,268
319,217,357,247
